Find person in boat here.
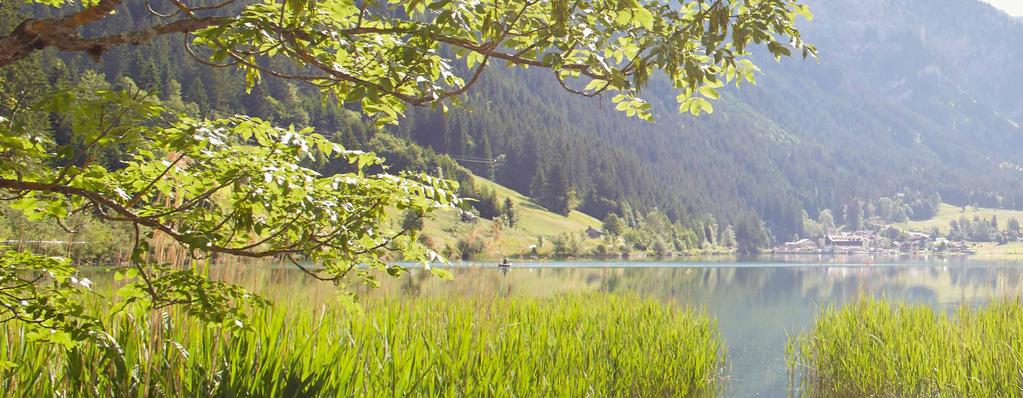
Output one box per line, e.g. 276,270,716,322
499,257,511,267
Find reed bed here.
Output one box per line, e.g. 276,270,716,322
788,298,1023,397
1,293,723,397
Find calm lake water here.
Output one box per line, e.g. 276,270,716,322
194,255,1023,396
365,255,1023,397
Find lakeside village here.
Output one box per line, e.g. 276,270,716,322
773,228,975,255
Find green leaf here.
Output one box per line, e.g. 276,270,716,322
698,86,720,100
794,5,813,21
633,7,655,30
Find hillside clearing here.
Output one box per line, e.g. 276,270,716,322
400,174,602,260
897,203,1023,234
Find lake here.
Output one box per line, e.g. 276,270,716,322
205,255,1023,396
352,255,1023,397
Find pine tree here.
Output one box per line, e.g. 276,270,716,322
206,68,235,114
735,212,766,256
136,58,161,93
186,77,208,113
602,214,625,236
721,225,737,249
620,202,636,227
478,130,495,180
545,164,575,216
474,186,502,219
279,83,310,127
1008,218,1021,233
502,197,517,228
240,82,272,119
703,215,718,246
529,165,548,205
846,200,863,231
162,78,198,115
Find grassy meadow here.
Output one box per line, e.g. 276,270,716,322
0,270,724,397
966,241,1023,258
789,298,1023,397
415,175,602,259
894,203,1023,258
898,203,1023,235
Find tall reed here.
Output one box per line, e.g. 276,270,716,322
789,298,1023,397
1,293,723,397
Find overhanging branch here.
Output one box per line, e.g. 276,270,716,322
0,178,304,259
0,0,226,67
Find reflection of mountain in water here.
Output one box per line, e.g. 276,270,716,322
390,263,1014,397
190,261,1023,397
596,265,1023,306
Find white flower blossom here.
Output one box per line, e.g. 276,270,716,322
114,187,131,200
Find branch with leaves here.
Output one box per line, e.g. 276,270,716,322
0,88,458,346
2,0,814,123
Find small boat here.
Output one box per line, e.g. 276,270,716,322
498,258,511,268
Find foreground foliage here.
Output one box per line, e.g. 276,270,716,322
0,89,455,345
1,293,723,397
789,299,1023,397
1,0,812,357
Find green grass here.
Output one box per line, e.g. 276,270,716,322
966,241,1023,258
897,203,1023,234
418,174,602,258
788,298,1023,397
1,292,723,397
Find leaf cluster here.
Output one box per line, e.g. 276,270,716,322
0,88,458,345
189,0,815,122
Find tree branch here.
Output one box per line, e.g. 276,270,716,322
0,178,304,258
50,17,227,59
0,0,226,68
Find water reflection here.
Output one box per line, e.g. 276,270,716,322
370,263,1023,397
155,259,1023,397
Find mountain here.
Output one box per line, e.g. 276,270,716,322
394,0,1023,241
8,0,1023,247
749,0,1023,200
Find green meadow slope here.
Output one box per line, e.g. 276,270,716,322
898,203,1023,258
898,203,1023,234
417,175,602,260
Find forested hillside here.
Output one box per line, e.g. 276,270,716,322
394,0,1023,243
9,0,1023,249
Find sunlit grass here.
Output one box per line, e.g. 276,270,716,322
897,203,1023,235
1,292,723,397
788,298,1023,397
416,175,601,258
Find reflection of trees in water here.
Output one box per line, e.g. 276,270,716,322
591,266,1023,305
601,267,805,302
372,267,618,299
204,264,1023,306
601,268,704,299
795,267,1023,304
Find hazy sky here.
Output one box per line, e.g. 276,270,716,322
985,0,1023,16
